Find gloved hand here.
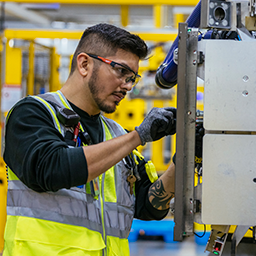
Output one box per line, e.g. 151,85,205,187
172,121,204,166
195,122,204,167
135,107,176,146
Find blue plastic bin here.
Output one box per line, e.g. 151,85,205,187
128,219,175,243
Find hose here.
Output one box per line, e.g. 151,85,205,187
155,0,202,89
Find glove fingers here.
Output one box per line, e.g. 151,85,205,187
195,123,204,159
162,109,174,121
135,107,177,145
165,118,176,135
162,108,176,134
151,117,169,136
163,107,177,119
160,108,176,136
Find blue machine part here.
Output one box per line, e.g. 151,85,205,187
155,0,202,89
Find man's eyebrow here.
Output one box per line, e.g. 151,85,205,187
117,62,137,74
119,62,131,69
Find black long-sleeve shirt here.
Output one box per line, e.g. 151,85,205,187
4,96,169,220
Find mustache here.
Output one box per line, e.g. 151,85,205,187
114,91,126,97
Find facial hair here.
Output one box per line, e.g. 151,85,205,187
88,66,118,114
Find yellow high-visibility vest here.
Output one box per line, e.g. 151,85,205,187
4,91,145,256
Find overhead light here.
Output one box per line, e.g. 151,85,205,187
21,3,60,10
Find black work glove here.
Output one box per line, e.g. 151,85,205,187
195,122,204,167
135,107,176,146
172,122,204,166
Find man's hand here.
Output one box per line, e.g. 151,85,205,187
172,121,204,166
135,107,176,146
195,122,204,167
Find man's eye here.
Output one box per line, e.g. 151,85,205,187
125,77,136,84
116,67,130,76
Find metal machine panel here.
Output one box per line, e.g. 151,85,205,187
203,40,256,131
202,134,256,225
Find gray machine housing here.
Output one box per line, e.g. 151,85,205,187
173,0,256,255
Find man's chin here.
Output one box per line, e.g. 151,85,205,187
101,104,117,114
103,109,116,114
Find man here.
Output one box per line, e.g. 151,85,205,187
3,23,176,256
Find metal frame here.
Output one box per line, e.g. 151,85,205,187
174,23,198,241
0,0,199,6
3,29,177,41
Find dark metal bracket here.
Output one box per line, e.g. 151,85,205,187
174,23,198,241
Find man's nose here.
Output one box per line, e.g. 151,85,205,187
120,80,133,91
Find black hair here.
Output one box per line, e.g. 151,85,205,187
69,23,148,75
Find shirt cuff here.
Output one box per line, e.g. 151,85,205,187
66,147,88,185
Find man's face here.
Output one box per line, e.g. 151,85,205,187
88,49,139,114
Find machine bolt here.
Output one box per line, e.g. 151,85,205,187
242,90,249,97
243,75,249,82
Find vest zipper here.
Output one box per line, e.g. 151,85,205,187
99,174,107,256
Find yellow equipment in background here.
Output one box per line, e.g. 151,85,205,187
0,40,23,253
0,38,62,253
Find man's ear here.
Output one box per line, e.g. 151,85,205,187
76,53,90,76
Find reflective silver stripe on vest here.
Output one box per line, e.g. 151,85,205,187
101,116,127,138
37,91,72,109
7,91,135,239
31,95,65,135
104,202,134,238
7,180,102,233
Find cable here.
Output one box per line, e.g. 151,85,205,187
194,224,206,238
220,233,227,241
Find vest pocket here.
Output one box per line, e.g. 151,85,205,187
115,161,135,208
4,216,105,256
4,241,103,256
106,236,129,256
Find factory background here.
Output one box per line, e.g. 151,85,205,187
0,1,255,256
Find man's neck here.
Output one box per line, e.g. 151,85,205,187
60,77,100,116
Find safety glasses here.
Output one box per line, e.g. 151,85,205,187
86,53,141,86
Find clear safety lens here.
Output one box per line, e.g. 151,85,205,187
113,63,140,86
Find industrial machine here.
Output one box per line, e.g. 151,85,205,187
155,0,256,255
1,0,256,254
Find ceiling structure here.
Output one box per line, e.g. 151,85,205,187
0,1,196,31
0,0,197,84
